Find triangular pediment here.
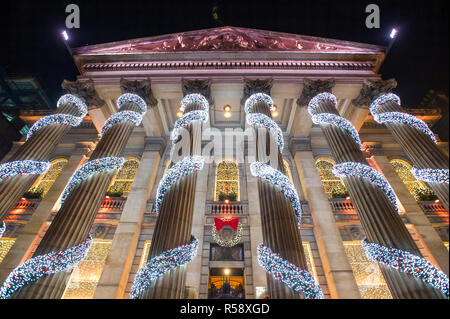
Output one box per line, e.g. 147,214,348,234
73,26,384,55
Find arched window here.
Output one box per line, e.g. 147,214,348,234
106,157,139,198
283,159,294,182
390,159,436,201
315,158,348,199
25,158,68,199
215,160,240,202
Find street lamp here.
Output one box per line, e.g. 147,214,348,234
386,27,398,56
61,30,73,55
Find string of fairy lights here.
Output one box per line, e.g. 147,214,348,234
310,92,448,297
0,236,93,299
26,94,88,141
131,94,209,297
250,161,303,226
244,93,284,151
0,93,149,297
370,93,448,185
60,157,125,205
0,160,50,183
333,162,399,213
130,236,199,299
257,244,324,299
362,239,449,297
308,93,362,149
245,93,322,299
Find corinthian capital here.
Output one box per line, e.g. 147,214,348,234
61,79,105,109
241,78,273,105
352,78,398,107
120,79,158,107
182,79,213,105
296,78,335,106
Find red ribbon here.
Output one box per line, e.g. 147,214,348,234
214,217,239,231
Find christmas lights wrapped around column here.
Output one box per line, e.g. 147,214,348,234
370,94,449,210
10,93,147,299
137,93,208,299
308,92,446,299
0,94,88,222
246,93,322,299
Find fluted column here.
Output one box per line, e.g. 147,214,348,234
0,144,89,285
311,93,445,298
12,88,150,299
369,95,449,210
141,94,208,299
248,95,309,299
0,97,89,222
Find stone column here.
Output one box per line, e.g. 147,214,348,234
245,152,268,298
371,154,449,275
0,80,104,222
141,88,210,299
13,80,155,299
93,137,165,299
184,160,209,299
311,93,445,298
246,89,310,299
290,138,361,299
0,143,90,285
369,95,449,210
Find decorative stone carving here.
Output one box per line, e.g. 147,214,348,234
241,79,273,104
120,79,158,107
296,78,335,106
352,78,398,107
75,27,383,55
61,79,105,109
182,79,213,105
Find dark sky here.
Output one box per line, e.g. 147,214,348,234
1,0,448,108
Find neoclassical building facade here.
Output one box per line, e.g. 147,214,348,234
0,27,448,299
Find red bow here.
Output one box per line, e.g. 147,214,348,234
214,217,239,231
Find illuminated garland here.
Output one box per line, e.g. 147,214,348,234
100,111,143,138
117,93,147,114
0,222,5,238
244,93,275,114
171,110,209,141
412,167,449,184
307,92,337,116
250,162,302,226
246,113,284,151
369,93,401,115
0,236,93,299
180,94,209,112
333,162,399,213
311,113,362,149
130,236,199,299
257,244,324,299
60,157,125,205
26,114,83,141
155,156,204,214
307,92,362,149
362,239,449,297
370,94,437,144
375,112,437,144
57,94,88,116
26,94,87,141
211,222,243,247
0,160,50,183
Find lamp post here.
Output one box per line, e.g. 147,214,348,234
61,30,73,55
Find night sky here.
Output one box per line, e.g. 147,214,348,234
1,0,448,108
